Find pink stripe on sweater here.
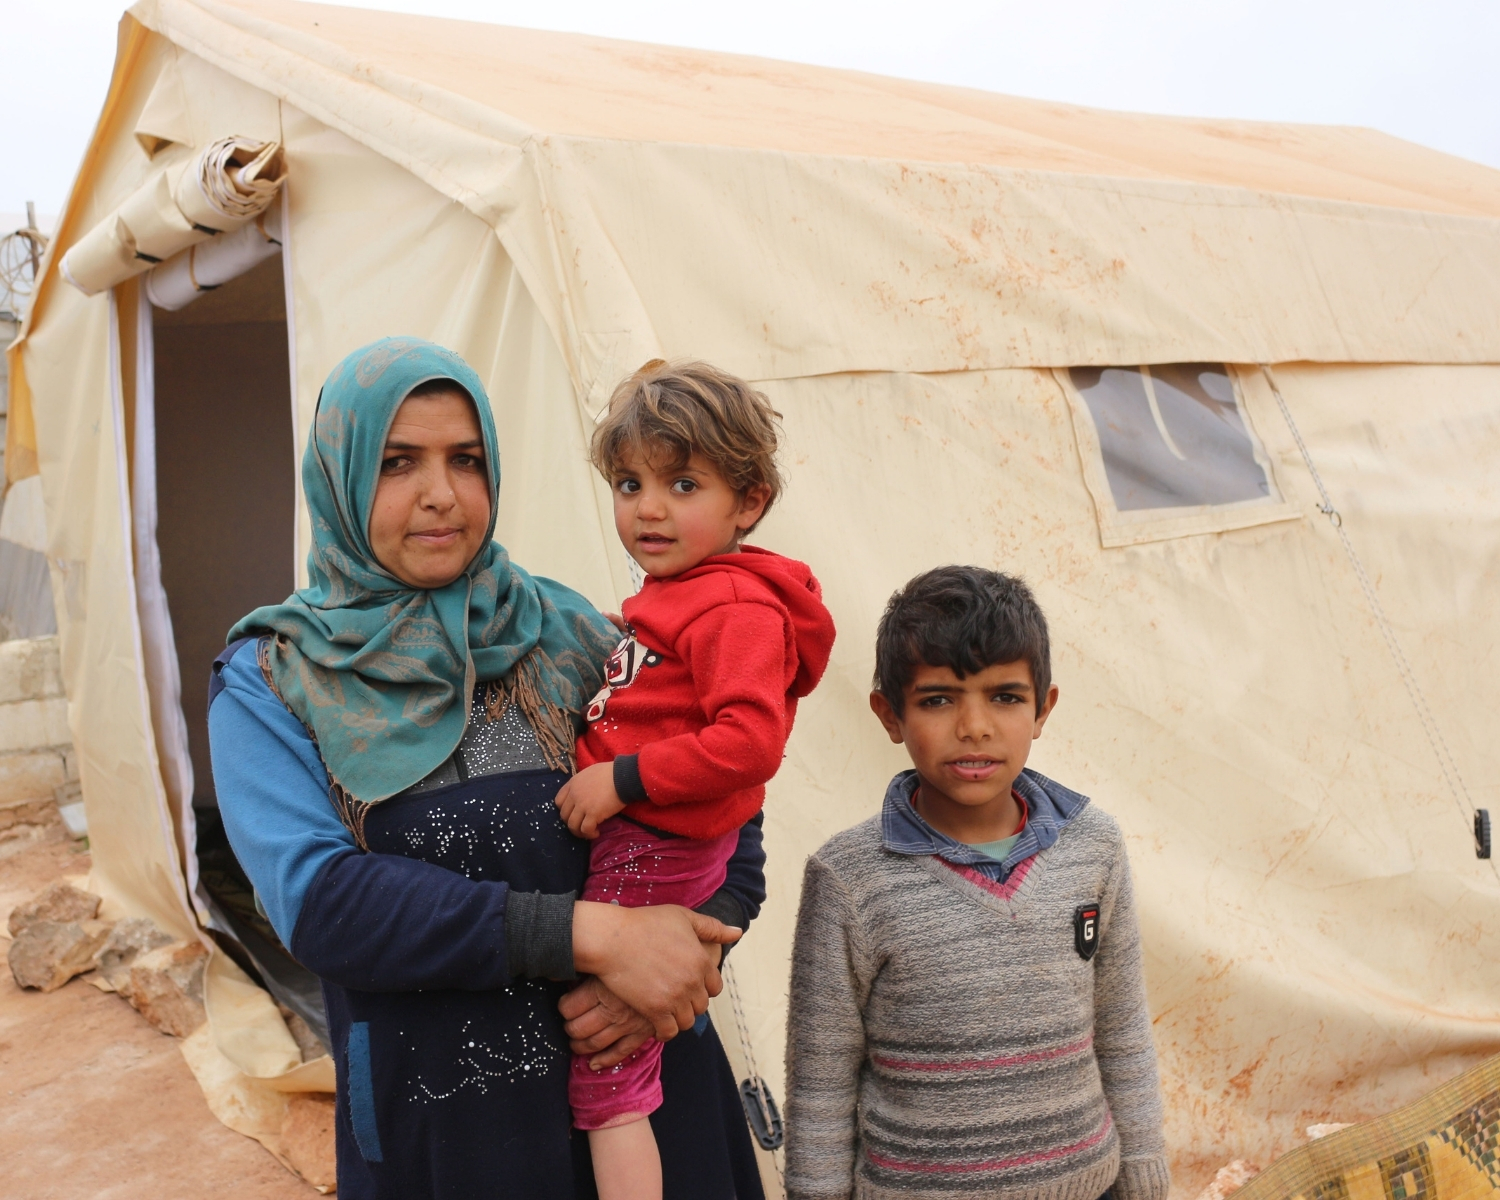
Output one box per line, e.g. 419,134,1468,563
939,853,1035,901
872,1033,1093,1073
866,1113,1113,1175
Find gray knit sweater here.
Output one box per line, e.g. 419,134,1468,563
784,786,1169,1200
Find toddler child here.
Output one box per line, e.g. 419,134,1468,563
784,566,1168,1200
555,359,836,1200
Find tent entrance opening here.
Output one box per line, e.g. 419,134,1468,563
151,255,325,1045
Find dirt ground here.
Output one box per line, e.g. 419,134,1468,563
0,835,317,1200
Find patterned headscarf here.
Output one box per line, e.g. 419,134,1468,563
229,336,617,804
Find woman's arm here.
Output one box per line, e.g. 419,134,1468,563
572,902,738,1040
697,811,767,935
210,644,736,1012
210,646,517,991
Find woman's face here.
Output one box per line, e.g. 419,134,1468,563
369,389,492,589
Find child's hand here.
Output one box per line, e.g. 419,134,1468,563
555,762,627,839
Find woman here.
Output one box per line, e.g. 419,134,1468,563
207,337,767,1199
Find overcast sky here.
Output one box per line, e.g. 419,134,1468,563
4,0,1498,221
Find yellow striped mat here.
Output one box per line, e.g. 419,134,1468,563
1234,1056,1500,1200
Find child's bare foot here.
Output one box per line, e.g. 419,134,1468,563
588,1116,661,1200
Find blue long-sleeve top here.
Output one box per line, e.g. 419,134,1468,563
207,638,767,991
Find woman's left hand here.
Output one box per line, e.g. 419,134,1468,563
572,902,739,1040
561,932,726,1069
560,977,655,1069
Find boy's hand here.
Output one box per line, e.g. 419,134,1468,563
555,761,627,839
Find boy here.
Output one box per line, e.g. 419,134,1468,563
555,360,836,1200
784,567,1168,1200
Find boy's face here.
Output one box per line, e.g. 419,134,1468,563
611,444,770,578
870,660,1058,834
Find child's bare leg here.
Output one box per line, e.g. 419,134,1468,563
589,1116,661,1200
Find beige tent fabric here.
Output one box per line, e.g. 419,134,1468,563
275,102,626,599
11,6,1500,1195
133,0,1500,216
740,362,1500,1186
143,208,282,310
60,135,285,295
124,0,1500,399
14,0,1500,482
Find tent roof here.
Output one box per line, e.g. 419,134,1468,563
13,0,1497,449
146,0,1500,219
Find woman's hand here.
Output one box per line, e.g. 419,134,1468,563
560,977,655,1069
555,762,626,839
572,901,740,1042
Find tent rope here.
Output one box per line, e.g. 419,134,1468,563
722,957,786,1189
1261,365,1494,878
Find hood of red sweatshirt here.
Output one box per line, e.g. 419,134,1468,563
625,545,836,698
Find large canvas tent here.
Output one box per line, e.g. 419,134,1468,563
8,0,1500,1190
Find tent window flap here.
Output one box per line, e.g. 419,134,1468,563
1058,363,1300,547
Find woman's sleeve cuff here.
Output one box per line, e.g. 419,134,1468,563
505,890,577,980
694,890,748,961
613,755,650,804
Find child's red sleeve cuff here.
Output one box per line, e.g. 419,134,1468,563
612,754,649,804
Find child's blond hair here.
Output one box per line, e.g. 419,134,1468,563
590,359,784,533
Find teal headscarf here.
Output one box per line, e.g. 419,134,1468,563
229,336,618,804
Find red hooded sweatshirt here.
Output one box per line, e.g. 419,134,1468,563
576,545,836,839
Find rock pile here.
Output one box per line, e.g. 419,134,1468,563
5,876,337,1191
120,939,209,1037
93,916,174,990
6,881,207,1037
7,882,110,992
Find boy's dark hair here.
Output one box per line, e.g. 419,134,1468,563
875,566,1051,715
590,359,784,534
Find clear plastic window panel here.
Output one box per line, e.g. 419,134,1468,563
1069,364,1272,511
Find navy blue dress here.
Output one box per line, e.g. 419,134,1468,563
208,638,766,1200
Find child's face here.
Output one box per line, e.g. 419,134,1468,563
870,660,1059,831
610,444,770,578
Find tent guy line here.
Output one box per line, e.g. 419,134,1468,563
1260,362,1495,879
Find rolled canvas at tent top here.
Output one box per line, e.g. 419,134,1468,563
8,0,1500,1190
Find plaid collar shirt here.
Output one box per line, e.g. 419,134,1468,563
880,767,1090,882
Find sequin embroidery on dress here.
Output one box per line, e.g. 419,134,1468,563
403,982,564,1101
355,685,591,1110
404,689,551,794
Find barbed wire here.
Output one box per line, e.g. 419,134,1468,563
1,204,49,319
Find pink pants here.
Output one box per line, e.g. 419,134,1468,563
568,817,739,1130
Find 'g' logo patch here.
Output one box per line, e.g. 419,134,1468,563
1074,903,1101,961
